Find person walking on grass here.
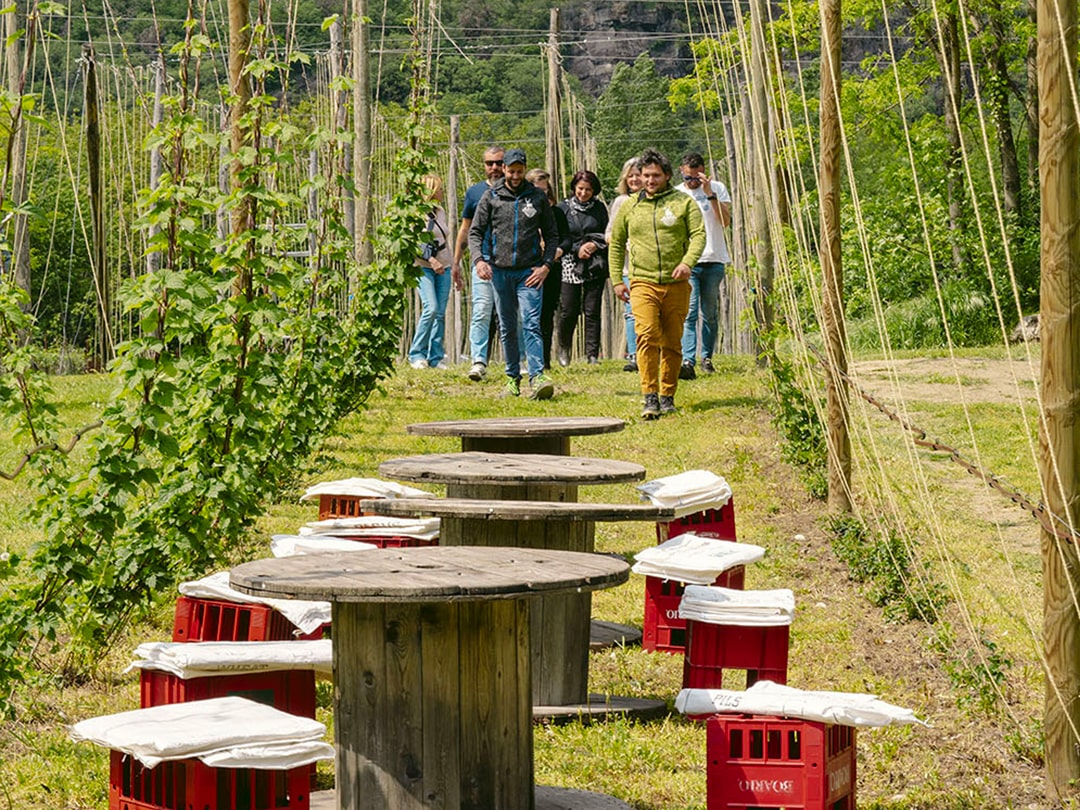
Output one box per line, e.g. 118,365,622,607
608,148,705,419
525,168,568,370
676,151,732,380
556,170,609,367
453,145,505,382
606,157,644,372
407,174,453,369
469,148,558,400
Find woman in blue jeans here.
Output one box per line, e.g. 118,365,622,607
408,174,453,369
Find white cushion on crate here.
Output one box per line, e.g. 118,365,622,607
298,515,440,540
677,585,795,626
128,639,333,679
675,680,926,728
180,571,330,635
271,533,378,557
632,534,765,585
300,477,432,500
636,469,732,517
70,695,334,769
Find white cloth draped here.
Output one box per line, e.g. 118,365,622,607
127,639,333,679
298,515,440,541
300,477,431,501
675,681,926,728
271,533,377,557
70,696,335,769
637,470,733,517
677,585,795,626
632,534,765,585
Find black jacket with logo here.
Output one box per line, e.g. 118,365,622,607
468,178,558,272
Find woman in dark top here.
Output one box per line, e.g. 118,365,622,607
526,168,568,370
556,170,609,366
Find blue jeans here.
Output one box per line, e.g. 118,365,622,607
623,274,637,356
681,262,725,364
408,266,451,366
491,268,545,381
468,266,495,364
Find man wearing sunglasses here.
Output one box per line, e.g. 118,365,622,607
454,146,506,382
675,152,732,379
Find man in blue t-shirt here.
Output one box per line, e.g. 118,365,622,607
453,145,504,382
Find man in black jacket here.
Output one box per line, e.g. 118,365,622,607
468,148,558,399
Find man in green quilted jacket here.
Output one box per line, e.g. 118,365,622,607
608,148,706,419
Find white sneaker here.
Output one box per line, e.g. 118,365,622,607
432,361,452,370
409,359,429,369
467,362,486,381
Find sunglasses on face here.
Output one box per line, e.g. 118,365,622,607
485,160,504,167
682,174,703,184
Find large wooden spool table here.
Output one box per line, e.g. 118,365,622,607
231,547,629,810
406,416,625,455
377,452,664,721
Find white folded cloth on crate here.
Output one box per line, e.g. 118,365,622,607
637,469,733,517
678,585,795,626
675,680,927,728
127,639,333,679
300,477,431,501
632,534,765,585
180,572,330,635
70,696,335,769
298,515,440,541
271,533,377,557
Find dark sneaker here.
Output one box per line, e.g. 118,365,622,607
641,393,660,420
701,356,715,374
530,373,555,400
659,395,676,415
557,349,571,368
503,377,521,398
623,356,637,372
467,361,487,381
679,360,696,380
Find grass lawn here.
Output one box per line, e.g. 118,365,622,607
0,351,1055,808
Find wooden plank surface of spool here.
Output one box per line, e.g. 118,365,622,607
406,416,625,455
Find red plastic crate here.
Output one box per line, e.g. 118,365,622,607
359,534,438,549
172,597,325,643
656,501,737,543
316,493,375,520
110,749,312,810
706,714,855,810
140,669,316,719
642,569,745,654
682,620,790,690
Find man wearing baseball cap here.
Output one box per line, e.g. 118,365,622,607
468,148,559,399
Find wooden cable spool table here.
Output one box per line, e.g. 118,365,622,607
376,453,665,722
406,416,625,455
231,547,630,810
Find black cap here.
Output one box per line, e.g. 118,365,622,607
503,148,527,166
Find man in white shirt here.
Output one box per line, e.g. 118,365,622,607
675,151,732,378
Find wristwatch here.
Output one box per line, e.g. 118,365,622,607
706,194,717,201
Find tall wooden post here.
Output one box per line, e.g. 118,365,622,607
5,4,29,311
545,8,562,198
747,0,774,348
819,0,850,513
447,115,461,362
228,0,252,246
84,45,111,368
352,0,374,264
330,20,355,243
1038,0,1080,798
147,56,165,276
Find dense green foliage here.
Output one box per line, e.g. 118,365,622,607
0,10,431,707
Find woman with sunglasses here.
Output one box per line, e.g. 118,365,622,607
606,157,644,372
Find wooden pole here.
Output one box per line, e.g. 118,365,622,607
747,0,774,350
228,0,252,235
330,20,355,244
352,0,374,264
545,8,562,199
5,4,29,312
447,115,461,362
147,55,165,276
84,45,111,368
819,0,851,513
1038,0,1080,798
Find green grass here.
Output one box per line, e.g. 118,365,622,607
0,352,1054,809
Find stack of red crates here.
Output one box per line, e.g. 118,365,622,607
110,749,312,810
172,596,326,644
643,501,739,653
706,714,856,810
